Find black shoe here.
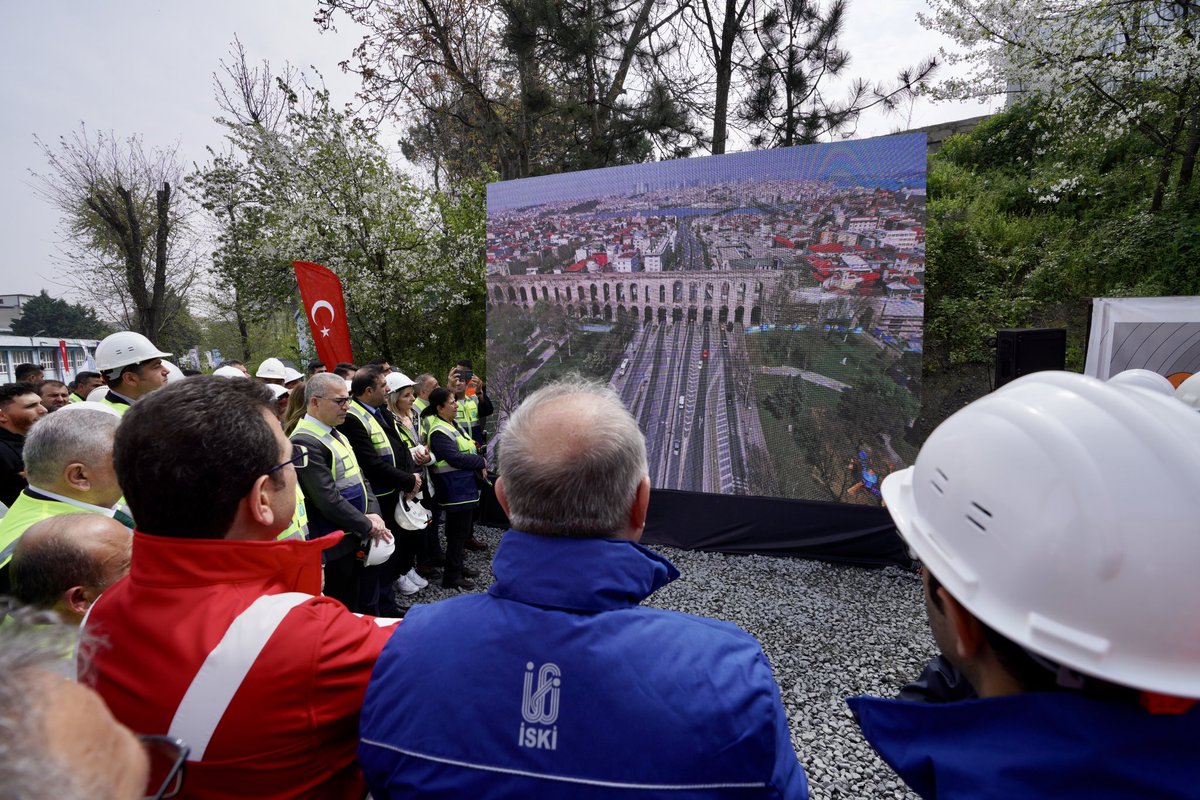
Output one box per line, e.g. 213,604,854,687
415,564,441,580
461,566,480,578
465,537,487,551
442,577,476,590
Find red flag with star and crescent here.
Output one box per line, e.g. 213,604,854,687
293,261,354,369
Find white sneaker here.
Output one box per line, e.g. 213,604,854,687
393,574,420,596
405,568,429,589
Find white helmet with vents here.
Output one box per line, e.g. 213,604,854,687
1107,368,1174,396
1175,373,1200,411
882,371,1200,697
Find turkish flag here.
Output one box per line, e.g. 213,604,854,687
293,261,354,369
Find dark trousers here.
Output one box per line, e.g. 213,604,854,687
419,504,444,564
441,507,474,585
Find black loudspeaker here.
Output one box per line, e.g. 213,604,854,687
993,328,1066,389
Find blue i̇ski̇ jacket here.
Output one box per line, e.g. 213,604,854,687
359,529,809,799
849,691,1200,799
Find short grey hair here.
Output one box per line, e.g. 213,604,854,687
498,377,647,538
414,373,436,395
0,606,86,799
305,372,347,404
23,409,119,488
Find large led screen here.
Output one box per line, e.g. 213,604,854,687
486,134,925,505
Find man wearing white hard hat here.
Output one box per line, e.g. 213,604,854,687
91,331,171,416
338,367,424,613
255,357,287,386
849,371,1200,798
282,366,304,391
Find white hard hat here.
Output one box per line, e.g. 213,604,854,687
385,372,416,394
256,357,287,380
393,494,431,531
266,384,289,400
162,361,185,383
1175,373,1200,410
881,370,1200,697
95,331,172,376
1107,368,1174,396
364,535,395,567
282,366,304,384
86,385,110,403
213,365,246,379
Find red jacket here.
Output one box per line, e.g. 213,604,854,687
80,531,397,799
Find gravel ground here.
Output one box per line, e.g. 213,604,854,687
400,524,938,800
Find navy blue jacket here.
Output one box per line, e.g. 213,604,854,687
360,530,809,799
850,692,1200,799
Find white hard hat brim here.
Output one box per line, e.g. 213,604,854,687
364,536,395,567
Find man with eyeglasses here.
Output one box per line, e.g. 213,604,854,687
291,372,391,612
340,367,425,612
79,376,397,799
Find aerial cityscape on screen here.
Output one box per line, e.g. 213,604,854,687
487,135,925,504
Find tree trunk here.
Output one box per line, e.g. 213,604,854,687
150,181,171,339
711,0,743,155
1177,105,1200,193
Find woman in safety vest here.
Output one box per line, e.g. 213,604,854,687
420,387,486,590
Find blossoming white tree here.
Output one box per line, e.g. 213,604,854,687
921,0,1200,210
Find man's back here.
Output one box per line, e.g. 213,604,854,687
359,531,807,799
83,532,395,800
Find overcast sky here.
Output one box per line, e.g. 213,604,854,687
0,1,997,302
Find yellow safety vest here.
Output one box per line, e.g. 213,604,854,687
276,484,309,542
0,491,110,569
289,418,369,509
344,401,397,497
427,418,480,507
96,394,131,416
456,395,479,434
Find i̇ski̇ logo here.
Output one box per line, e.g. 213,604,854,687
518,661,560,750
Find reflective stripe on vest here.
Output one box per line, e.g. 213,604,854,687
393,414,420,450
427,418,480,507
276,485,309,542
0,492,102,568
428,418,477,474
167,593,312,761
345,402,396,498
290,417,364,496
456,395,479,434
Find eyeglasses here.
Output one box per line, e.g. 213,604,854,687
321,395,352,407
139,735,188,800
268,444,309,474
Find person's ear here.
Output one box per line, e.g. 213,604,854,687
248,474,278,527
63,585,91,616
495,476,510,517
937,586,987,661
627,476,651,540
63,462,90,492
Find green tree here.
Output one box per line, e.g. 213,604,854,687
10,291,108,339
921,0,1200,212
31,126,197,341
206,54,489,377
316,0,700,182
739,0,937,147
